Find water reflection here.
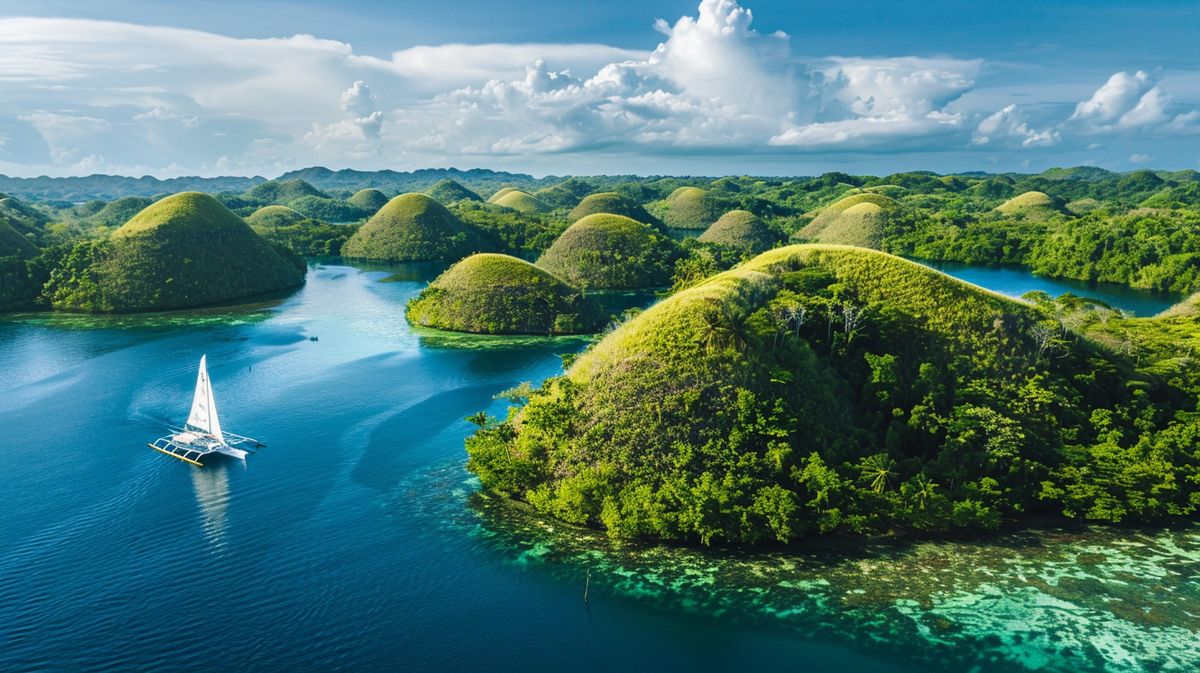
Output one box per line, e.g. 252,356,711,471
190,462,232,551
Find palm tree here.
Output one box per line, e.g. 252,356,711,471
858,453,896,493
697,298,750,354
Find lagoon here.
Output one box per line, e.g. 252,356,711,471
0,259,1195,673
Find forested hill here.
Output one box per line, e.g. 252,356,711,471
0,167,555,202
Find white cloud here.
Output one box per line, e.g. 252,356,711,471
1070,70,1197,133
0,3,1197,176
973,104,1059,148
1130,153,1152,163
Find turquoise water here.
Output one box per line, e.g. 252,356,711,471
0,260,1196,672
918,259,1178,316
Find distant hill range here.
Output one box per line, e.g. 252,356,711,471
2,165,1197,203
0,167,554,202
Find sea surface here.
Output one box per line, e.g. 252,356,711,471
0,259,1196,673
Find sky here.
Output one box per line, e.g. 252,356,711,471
0,0,1197,178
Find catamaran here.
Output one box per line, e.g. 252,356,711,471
148,355,264,466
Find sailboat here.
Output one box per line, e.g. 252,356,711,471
148,355,264,466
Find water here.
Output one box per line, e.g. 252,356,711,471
0,260,1196,673
918,259,1178,316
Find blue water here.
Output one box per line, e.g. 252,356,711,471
918,259,1178,316
0,260,1195,673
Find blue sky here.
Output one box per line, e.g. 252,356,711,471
0,0,1197,177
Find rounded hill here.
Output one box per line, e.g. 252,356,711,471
341,192,488,261
246,205,307,230
811,202,887,249
425,179,482,205
348,188,390,213
655,186,728,229
0,217,38,258
466,244,1155,544
697,210,779,253
996,191,1061,219
90,197,155,227
492,190,552,214
536,214,678,290
406,253,606,335
488,187,519,203
798,192,898,240
246,179,325,204
568,192,656,225
45,192,305,313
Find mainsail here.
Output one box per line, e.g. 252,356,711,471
185,355,225,443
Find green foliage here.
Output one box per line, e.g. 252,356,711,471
425,179,483,205
536,214,680,290
406,253,607,335
568,192,658,226
248,206,359,256
342,193,494,261
492,190,553,214
348,188,390,213
697,210,781,253
244,178,325,204
798,192,898,240
466,244,1200,544
649,187,732,229
41,192,305,312
287,195,369,223
449,201,567,257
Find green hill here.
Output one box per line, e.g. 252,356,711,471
425,179,482,205
487,187,520,203
466,244,1182,544
245,178,325,204
812,202,887,249
536,214,679,290
798,193,898,239
568,192,656,225
89,197,155,227
246,205,307,230
0,195,48,239
697,210,779,253
44,192,305,313
348,188,390,213
492,189,552,214
406,253,606,335
995,191,1061,219
653,187,728,229
0,216,38,258
533,178,596,208
341,192,488,261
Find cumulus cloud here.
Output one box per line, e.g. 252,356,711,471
1070,70,1196,133
973,105,1059,148
0,2,1198,176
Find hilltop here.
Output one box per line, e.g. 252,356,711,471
697,210,779,253
341,193,490,261
43,192,305,312
491,189,552,214
348,188,390,213
406,253,606,335
536,213,678,289
650,186,730,229
425,179,483,204
245,178,325,204
798,192,898,240
568,192,658,226
466,244,1200,544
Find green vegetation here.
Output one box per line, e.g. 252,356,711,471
247,205,358,256
42,192,304,312
425,179,483,204
697,210,780,253
406,253,606,335
492,189,552,214
468,244,1200,544
812,203,888,249
536,214,679,289
798,192,898,240
348,188,390,213
88,197,155,227
0,217,38,258
488,187,519,203
534,178,597,208
650,187,731,229
996,191,1062,219
287,195,368,223
567,192,658,226
449,202,567,258
342,192,490,261
245,178,325,204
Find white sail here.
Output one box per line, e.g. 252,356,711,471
185,355,225,444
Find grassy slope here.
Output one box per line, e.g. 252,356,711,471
348,188,390,213
655,187,727,229
697,210,779,252
245,178,324,203
425,179,483,204
0,216,38,258
246,205,307,229
568,192,655,225
493,190,552,214
49,192,305,312
536,213,679,289
341,193,489,261
799,193,897,239
468,244,1154,544
406,253,606,335
813,202,886,249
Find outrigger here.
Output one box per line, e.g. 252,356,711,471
148,355,264,466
